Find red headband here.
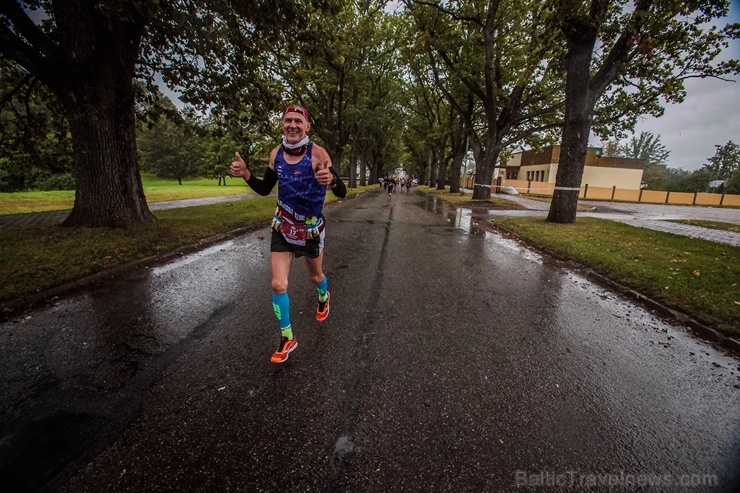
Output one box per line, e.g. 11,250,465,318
283,105,310,121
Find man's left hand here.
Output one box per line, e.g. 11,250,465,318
315,167,333,186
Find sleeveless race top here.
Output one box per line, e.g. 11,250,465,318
274,143,326,221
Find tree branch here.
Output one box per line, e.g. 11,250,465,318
590,0,654,97
0,23,46,78
404,0,484,27
0,0,59,54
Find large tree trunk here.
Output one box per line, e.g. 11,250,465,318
425,150,433,186
435,141,446,190
349,139,358,188
547,26,598,224
366,155,379,184
472,145,501,200
449,152,463,194
41,2,155,228
327,148,344,174
449,130,467,194
61,73,154,228
359,149,367,187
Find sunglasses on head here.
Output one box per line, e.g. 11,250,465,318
283,105,310,120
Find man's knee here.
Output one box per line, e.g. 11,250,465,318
308,272,324,285
271,278,288,293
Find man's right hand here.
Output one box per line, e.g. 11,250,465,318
230,152,250,179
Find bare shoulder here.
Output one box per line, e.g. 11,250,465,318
268,146,280,168
312,144,332,167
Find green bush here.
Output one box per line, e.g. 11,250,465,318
35,173,76,191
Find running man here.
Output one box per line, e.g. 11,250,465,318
386,174,395,196
230,104,346,363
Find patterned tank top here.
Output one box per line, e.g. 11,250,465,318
274,143,326,221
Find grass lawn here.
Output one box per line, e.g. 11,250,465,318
0,174,250,215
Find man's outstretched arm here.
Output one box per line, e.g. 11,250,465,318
230,151,277,196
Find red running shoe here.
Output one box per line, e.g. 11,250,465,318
271,337,297,363
316,291,330,322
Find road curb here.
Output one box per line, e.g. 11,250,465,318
489,222,740,356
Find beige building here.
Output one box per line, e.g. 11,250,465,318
498,146,646,190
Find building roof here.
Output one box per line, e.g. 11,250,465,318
514,145,646,170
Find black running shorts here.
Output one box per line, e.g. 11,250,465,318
270,228,325,258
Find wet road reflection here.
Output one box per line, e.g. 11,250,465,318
1,189,738,492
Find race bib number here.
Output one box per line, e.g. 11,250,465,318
279,215,307,246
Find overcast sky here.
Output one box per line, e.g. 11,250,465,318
593,2,740,171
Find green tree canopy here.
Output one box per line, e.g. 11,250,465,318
0,57,72,192
0,0,325,227
702,140,740,181
622,131,670,166
547,0,739,224
405,0,566,199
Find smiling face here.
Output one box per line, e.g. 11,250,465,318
282,113,310,145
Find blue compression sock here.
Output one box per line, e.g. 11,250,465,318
272,292,292,338
316,276,328,302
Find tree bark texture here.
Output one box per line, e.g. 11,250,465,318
349,137,358,188
449,129,467,194
61,75,154,228
423,151,433,186
547,24,599,223
42,1,155,228
59,36,154,227
435,141,446,190
472,144,502,201
548,0,652,223
359,150,367,187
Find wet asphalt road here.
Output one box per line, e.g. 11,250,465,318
1,189,739,492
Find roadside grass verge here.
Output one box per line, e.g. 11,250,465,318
0,174,250,215
0,190,77,214
493,216,740,338
0,186,371,304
